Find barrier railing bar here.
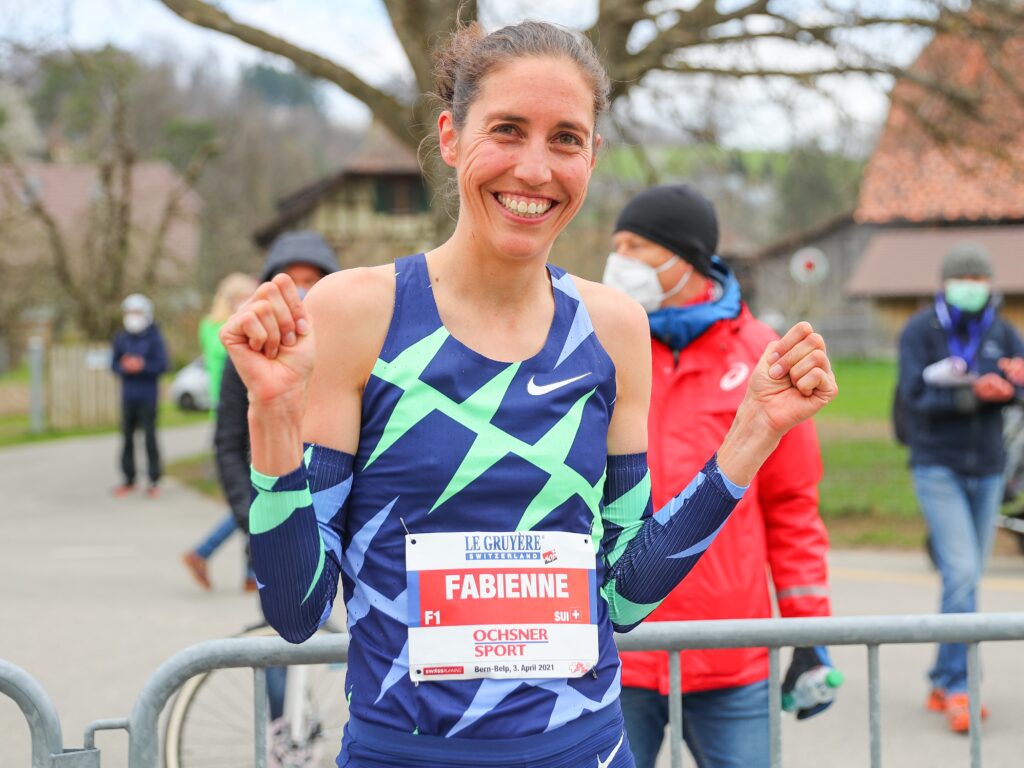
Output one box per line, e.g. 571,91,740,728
613,613,1024,652
968,643,981,768
115,614,1024,768
127,634,351,768
83,719,129,749
669,651,683,768
255,667,267,768
0,659,64,768
768,647,781,768
867,644,881,768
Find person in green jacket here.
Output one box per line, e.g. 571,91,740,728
183,272,258,590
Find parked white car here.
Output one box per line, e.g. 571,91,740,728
169,356,211,411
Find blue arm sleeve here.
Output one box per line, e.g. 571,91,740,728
249,444,353,643
600,452,744,632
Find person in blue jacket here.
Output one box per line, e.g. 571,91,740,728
897,242,1024,732
111,293,168,497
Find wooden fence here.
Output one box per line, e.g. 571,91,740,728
47,344,120,430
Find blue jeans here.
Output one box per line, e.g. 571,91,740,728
267,666,287,721
911,465,1002,693
194,513,238,558
620,681,769,768
194,513,255,580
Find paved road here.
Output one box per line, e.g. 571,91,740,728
655,549,1024,768
2,425,1023,767
1,423,260,766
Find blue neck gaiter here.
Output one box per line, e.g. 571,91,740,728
647,257,742,351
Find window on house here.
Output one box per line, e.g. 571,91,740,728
372,177,429,214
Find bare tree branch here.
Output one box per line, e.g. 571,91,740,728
157,0,417,145
142,139,218,292
0,148,88,312
109,73,134,309
157,0,1024,200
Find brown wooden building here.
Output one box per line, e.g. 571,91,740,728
754,30,1024,357
253,128,435,266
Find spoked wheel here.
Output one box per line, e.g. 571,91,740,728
162,624,348,768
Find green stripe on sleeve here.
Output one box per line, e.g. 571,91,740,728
249,467,313,535
601,577,661,629
301,537,327,604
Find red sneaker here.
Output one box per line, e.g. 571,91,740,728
926,689,946,712
182,552,212,591
944,693,989,734
146,485,160,499
113,484,135,498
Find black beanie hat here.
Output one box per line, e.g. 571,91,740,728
614,184,719,276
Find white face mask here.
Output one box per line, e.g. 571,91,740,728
601,252,691,312
123,313,149,334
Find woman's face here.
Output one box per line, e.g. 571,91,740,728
439,55,600,262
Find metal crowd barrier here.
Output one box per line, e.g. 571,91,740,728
0,659,97,766
616,612,1024,768
4,613,1024,767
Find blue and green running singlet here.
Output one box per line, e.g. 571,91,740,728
343,253,620,738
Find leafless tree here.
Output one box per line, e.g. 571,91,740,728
0,60,216,340
157,1,1024,164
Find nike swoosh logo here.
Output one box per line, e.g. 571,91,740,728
527,372,591,396
596,731,625,768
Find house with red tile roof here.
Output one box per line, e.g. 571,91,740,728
754,28,1024,356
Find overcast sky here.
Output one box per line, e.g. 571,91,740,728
1,0,931,152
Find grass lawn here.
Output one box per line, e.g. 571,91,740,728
166,451,223,500
0,402,208,448
810,358,927,547
818,358,898,423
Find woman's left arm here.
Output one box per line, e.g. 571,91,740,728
586,282,837,631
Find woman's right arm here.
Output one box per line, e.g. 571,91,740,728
220,267,393,641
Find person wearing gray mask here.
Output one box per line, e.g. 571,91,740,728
896,242,1024,733
210,229,338,720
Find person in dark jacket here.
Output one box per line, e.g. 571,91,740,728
216,231,339,531
897,242,1024,733
214,230,337,720
111,293,168,497
216,230,339,533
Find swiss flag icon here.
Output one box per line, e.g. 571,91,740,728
570,607,582,621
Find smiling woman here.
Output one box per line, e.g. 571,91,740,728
217,18,838,768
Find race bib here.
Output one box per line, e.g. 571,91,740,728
406,530,599,682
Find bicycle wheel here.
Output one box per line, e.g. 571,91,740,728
163,623,348,768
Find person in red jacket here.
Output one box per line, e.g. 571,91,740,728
602,184,836,768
